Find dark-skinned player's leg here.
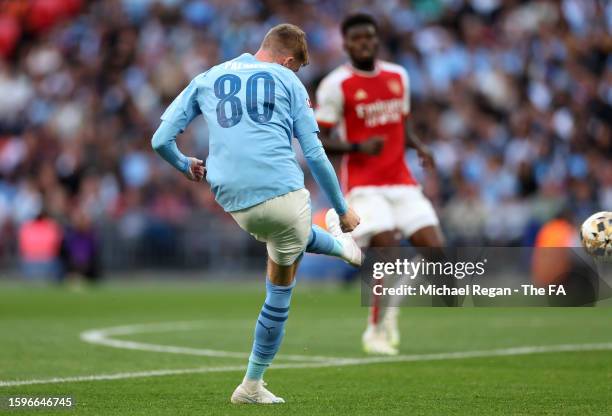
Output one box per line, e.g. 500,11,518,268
361,230,403,355
409,225,445,248
409,225,458,307
380,225,448,350
368,230,400,328
339,189,398,354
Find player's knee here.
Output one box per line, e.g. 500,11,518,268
411,226,445,247
370,230,400,247
431,229,446,247
266,256,298,286
427,231,445,247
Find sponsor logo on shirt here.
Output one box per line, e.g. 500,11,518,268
355,98,404,127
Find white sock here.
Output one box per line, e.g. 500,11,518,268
387,254,423,308
242,376,260,392
384,306,399,322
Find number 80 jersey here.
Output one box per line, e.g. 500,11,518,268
161,53,319,212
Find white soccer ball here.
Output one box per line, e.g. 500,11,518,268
580,211,612,258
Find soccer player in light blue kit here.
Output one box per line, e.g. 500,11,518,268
151,24,362,404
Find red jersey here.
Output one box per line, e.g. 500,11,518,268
315,61,417,191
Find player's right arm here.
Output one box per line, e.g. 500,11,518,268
151,75,205,182
315,75,384,156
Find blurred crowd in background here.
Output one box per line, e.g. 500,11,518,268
0,0,610,278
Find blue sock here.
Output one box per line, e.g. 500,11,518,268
306,225,343,257
245,279,295,381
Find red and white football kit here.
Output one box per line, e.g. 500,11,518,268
315,61,439,247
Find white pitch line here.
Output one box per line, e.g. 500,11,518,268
2,342,612,388
80,321,340,362
0,365,247,388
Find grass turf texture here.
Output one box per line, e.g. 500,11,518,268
1,280,611,415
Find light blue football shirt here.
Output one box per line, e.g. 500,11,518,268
160,53,319,212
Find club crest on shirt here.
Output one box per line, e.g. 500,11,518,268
354,89,368,101
387,79,402,95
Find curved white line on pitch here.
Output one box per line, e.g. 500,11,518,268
2,342,612,387
80,321,338,362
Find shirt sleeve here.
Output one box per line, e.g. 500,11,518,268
398,68,411,115
151,121,190,173
160,75,203,131
290,77,319,138
296,131,348,215
315,75,343,127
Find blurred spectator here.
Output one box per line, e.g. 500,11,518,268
18,211,63,280
61,208,101,282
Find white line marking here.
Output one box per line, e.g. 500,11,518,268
2,342,612,387
0,366,246,387
80,321,338,362
2,321,611,388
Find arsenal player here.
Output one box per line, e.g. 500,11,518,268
316,13,445,355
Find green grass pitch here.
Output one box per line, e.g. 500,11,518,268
1,280,611,415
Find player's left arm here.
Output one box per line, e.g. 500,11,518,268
151,75,205,182
404,117,435,169
399,68,435,169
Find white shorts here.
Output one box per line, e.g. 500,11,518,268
347,185,439,247
230,188,311,266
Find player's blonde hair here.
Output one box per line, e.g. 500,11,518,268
261,23,309,66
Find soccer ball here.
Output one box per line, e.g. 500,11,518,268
580,211,612,258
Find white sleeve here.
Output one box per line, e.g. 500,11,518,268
315,75,344,127
398,68,411,115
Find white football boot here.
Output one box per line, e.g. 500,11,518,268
230,379,285,404
382,308,400,348
325,209,363,267
362,324,399,356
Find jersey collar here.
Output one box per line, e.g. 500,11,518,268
345,61,381,77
